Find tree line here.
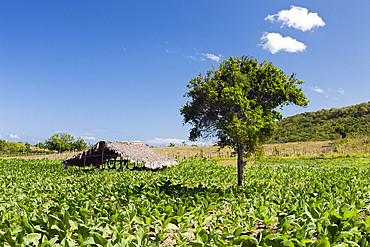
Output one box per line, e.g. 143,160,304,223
269,102,370,143
0,133,89,154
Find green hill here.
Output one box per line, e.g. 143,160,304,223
270,101,370,143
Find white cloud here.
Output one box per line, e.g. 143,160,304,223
9,134,20,140
337,88,345,95
80,136,96,141
201,53,222,63
145,138,210,147
265,5,326,32
145,138,186,146
310,86,325,94
310,87,344,100
187,53,223,62
165,49,176,54
186,55,198,61
260,32,306,54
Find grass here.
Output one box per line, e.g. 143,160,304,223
2,136,370,162
251,156,370,168
153,137,370,160
152,146,235,160
0,151,78,160
211,155,370,169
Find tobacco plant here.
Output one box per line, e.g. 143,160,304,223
0,158,370,246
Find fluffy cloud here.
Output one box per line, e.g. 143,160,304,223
337,88,345,95
9,134,20,140
310,86,325,94
265,5,326,32
201,53,222,63
260,32,307,54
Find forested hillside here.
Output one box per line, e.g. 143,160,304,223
270,101,370,143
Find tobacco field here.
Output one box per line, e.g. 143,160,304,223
1,158,370,246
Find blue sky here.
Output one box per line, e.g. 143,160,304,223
1,0,369,146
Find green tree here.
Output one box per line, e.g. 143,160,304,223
0,140,6,152
44,133,75,153
335,124,351,139
71,137,88,151
6,142,25,153
180,56,309,186
36,142,45,149
25,142,31,152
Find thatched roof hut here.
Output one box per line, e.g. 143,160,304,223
63,141,178,169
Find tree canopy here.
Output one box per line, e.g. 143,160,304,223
44,133,88,153
180,56,309,186
0,133,89,154
269,102,370,143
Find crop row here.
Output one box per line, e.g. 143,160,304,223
0,159,370,246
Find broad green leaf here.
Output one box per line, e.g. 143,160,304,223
91,232,108,246
23,233,41,245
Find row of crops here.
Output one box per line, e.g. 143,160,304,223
1,158,370,246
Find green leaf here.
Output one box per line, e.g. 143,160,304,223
315,234,330,247
365,216,370,228
282,240,295,247
63,209,71,227
17,202,29,211
189,240,205,247
78,223,90,239
21,215,34,233
342,210,357,219
40,241,53,247
345,241,360,247
81,236,96,246
327,224,339,238
177,205,185,216
233,227,244,237
91,232,108,246
240,236,259,247
23,233,42,245
2,230,16,247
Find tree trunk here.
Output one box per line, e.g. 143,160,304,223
237,145,245,186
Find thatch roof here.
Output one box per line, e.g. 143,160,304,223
63,141,178,169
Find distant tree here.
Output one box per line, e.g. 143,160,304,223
71,137,88,151
335,124,351,139
44,133,89,152
25,142,31,152
36,142,45,149
44,133,75,153
168,143,175,147
6,142,25,153
0,140,6,152
181,56,309,186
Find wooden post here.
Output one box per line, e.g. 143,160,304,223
101,142,105,167
237,145,245,187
